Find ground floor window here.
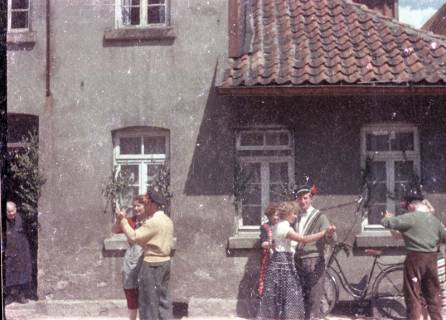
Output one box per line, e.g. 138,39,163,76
235,128,294,230
113,126,170,210
361,122,420,229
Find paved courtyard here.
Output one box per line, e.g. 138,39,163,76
4,300,365,320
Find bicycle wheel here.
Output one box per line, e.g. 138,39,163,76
321,268,339,317
372,265,406,320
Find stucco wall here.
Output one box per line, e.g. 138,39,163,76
6,0,446,317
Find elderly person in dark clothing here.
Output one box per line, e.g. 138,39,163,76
381,188,446,320
4,201,32,304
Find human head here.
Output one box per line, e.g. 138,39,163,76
277,202,298,224
288,201,301,216
401,186,424,211
145,190,166,215
133,195,146,218
295,185,317,211
422,199,435,214
264,202,279,225
6,201,17,221
294,177,318,211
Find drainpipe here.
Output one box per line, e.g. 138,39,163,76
46,0,51,98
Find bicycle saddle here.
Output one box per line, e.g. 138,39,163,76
364,248,383,256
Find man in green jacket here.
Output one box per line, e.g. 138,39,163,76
381,188,446,320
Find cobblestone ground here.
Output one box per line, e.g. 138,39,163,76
3,305,368,320
4,302,362,320
9,300,445,320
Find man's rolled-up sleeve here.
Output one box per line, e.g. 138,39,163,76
121,218,158,245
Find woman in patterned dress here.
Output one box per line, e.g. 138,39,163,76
258,202,280,296
257,201,336,320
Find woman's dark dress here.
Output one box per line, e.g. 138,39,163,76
5,213,32,289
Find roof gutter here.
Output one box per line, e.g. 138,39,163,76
216,85,446,96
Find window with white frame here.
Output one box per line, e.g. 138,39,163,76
113,127,169,209
116,0,169,28
235,128,294,230
8,0,30,31
361,123,420,229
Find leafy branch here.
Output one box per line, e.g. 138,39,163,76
147,164,173,214
7,130,46,222
102,168,133,217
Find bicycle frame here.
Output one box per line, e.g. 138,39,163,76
326,243,403,301
327,253,378,299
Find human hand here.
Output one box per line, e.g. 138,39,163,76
261,241,271,250
326,224,336,237
383,210,394,218
115,209,127,222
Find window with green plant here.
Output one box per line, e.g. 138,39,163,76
234,128,294,230
104,127,171,215
361,122,420,229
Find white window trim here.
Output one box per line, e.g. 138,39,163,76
236,129,293,151
236,127,295,231
115,0,169,29
360,122,420,232
7,0,30,32
113,128,169,196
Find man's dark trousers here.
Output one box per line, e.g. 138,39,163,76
404,252,442,320
138,260,172,320
295,256,326,320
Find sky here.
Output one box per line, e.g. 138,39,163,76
399,0,445,28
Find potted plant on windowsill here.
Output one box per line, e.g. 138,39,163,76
102,169,134,251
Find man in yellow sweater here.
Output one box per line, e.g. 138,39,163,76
117,190,174,320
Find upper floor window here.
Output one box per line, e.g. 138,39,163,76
235,128,294,230
8,0,30,32
113,127,169,209
116,0,169,28
361,122,420,230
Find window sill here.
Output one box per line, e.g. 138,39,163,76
7,31,36,46
355,230,405,248
228,231,260,249
103,27,175,42
103,233,177,252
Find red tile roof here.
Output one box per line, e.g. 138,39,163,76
422,3,446,36
220,0,446,90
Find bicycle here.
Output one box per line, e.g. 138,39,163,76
321,242,405,319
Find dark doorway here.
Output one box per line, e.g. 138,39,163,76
5,113,40,300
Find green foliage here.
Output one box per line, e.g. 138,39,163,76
233,161,296,211
8,130,46,220
102,168,133,217
233,161,251,210
147,164,173,214
278,182,297,202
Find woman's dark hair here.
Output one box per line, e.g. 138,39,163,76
133,195,147,204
